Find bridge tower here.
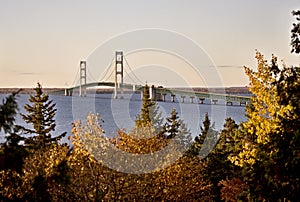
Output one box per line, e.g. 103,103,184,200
79,61,87,96
114,51,124,99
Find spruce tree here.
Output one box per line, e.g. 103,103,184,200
0,91,27,173
135,84,163,132
189,113,218,156
164,108,192,150
291,10,300,54
202,118,243,201
165,108,180,139
20,83,66,149
0,91,19,134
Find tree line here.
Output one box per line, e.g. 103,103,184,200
0,10,299,202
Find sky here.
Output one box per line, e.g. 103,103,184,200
0,0,299,88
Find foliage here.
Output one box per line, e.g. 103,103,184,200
218,177,248,202
135,84,164,133
0,86,73,201
148,155,215,201
20,83,66,149
0,91,19,134
164,108,192,151
0,91,27,173
291,10,300,54
229,51,300,201
73,113,215,201
68,116,109,201
0,144,70,201
189,112,218,157
112,129,167,154
202,118,244,201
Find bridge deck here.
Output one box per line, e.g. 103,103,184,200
156,88,250,102
59,82,251,103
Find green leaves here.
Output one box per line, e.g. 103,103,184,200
291,10,300,54
230,51,300,201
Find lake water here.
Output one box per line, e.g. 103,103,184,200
0,93,248,143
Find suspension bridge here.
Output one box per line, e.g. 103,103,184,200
60,51,251,106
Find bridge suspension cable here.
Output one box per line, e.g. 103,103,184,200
123,55,144,85
86,67,97,82
99,56,115,82
104,67,115,82
124,66,138,85
70,65,80,87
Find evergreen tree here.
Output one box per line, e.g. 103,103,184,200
189,113,218,157
165,108,180,139
291,10,300,54
135,84,163,133
0,91,20,134
20,83,66,149
202,118,244,201
164,108,192,151
0,91,27,173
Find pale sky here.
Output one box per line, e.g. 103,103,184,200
0,0,299,88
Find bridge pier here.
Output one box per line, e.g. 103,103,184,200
212,99,218,105
171,94,176,102
181,96,186,103
150,85,156,101
240,101,247,106
162,94,167,102
199,98,205,104
226,101,233,106
65,89,73,96
190,96,195,103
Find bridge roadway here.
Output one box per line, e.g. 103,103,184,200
59,82,251,106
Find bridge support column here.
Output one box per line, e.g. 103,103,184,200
181,96,186,103
226,101,233,106
190,96,195,103
162,94,166,102
79,61,87,97
212,99,218,105
240,101,246,106
199,98,205,104
65,89,72,96
114,51,124,99
150,85,156,101
171,94,176,102
64,89,70,96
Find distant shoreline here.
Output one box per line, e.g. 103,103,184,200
0,88,65,94
0,86,250,95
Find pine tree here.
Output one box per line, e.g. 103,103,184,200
291,10,300,54
164,108,192,151
135,84,163,132
189,113,218,157
165,108,180,139
0,91,20,134
20,83,66,149
0,91,27,173
202,118,244,201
